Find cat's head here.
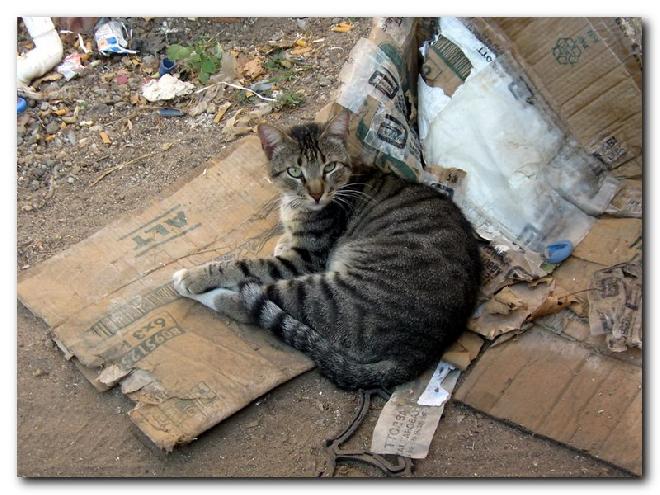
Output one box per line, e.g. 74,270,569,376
257,110,352,211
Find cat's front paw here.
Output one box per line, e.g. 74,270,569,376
173,267,210,296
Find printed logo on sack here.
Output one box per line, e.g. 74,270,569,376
552,37,582,65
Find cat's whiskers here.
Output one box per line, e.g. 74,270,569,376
337,184,375,202
330,195,354,215
334,189,373,205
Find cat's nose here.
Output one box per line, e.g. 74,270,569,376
309,191,323,203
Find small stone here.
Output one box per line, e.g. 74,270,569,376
319,78,331,87
40,102,50,111
87,102,111,117
32,368,48,377
67,177,75,184
17,135,23,146
206,103,217,115
29,179,40,191
46,121,59,134
296,18,308,30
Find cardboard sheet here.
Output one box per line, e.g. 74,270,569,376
17,137,314,451
454,326,642,475
370,361,460,459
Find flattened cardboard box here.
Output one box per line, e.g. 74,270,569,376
454,326,642,475
17,137,314,451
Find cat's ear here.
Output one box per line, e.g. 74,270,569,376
257,124,287,160
322,109,350,142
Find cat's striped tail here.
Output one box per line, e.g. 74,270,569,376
239,281,414,390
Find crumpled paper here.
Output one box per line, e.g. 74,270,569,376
142,74,195,102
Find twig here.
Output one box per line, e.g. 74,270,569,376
195,81,277,102
45,172,56,199
90,150,160,187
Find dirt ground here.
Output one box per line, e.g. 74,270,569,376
16,17,630,478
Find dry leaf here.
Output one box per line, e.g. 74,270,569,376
38,72,63,83
290,45,312,56
294,38,308,47
55,107,68,116
160,142,174,151
99,131,112,145
263,39,295,53
213,102,232,123
242,57,265,80
531,293,580,319
126,119,133,131
331,22,353,33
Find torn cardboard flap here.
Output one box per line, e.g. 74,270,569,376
18,137,314,451
468,280,555,340
421,34,472,96
441,331,483,370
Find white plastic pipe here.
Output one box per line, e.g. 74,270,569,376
17,17,63,91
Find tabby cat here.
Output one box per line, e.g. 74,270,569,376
173,109,481,390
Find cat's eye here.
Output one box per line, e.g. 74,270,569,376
287,167,303,179
323,162,337,174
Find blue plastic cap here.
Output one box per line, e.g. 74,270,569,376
159,58,176,76
17,97,27,114
545,240,574,264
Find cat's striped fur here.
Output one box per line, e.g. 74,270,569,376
173,110,481,390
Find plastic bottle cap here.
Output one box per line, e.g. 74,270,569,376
17,97,27,114
545,240,573,264
159,58,176,76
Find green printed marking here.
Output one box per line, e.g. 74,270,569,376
378,43,408,92
430,36,472,81
374,154,417,182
